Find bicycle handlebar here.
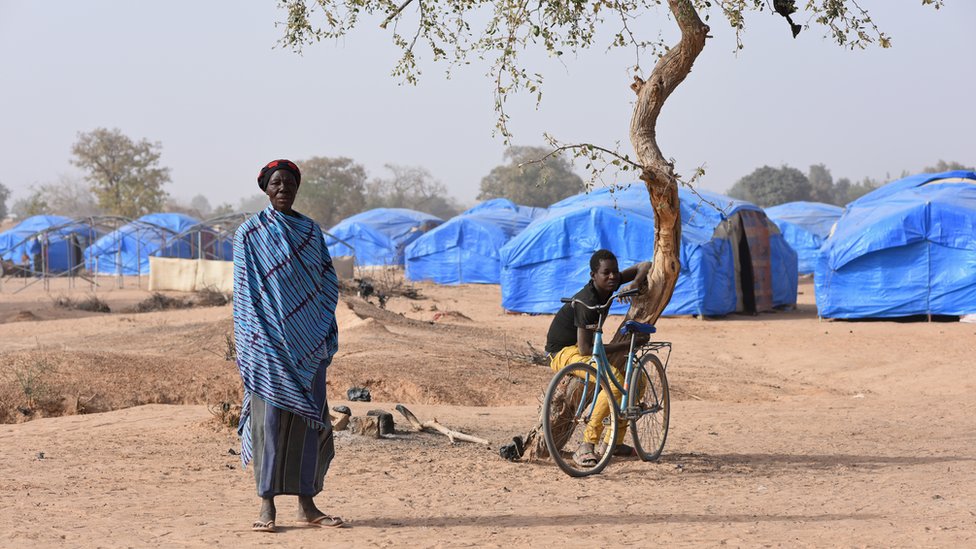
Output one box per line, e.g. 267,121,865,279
559,286,640,309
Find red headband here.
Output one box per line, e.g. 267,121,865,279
258,159,301,190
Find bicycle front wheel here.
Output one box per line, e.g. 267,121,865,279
628,353,670,461
542,362,619,477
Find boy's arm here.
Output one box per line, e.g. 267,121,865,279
620,261,652,285
577,327,595,356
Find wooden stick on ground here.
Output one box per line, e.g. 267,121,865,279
395,404,489,446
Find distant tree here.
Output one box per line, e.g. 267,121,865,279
0,182,9,221
190,195,213,217
833,177,852,205
842,177,880,203
238,193,269,213
922,160,975,173
211,202,235,216
295,156,369,228
807,164,835,204
71,128,170,217
33,175,102,217
10,188,49,219
728,165,812,207
164,194,213,218
478,146,584,208
367,164,461,220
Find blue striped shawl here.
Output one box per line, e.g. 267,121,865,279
233,206,339,466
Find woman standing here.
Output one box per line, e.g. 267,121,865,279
233,159,344,532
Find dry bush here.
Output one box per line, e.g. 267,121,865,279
11,353,56,410
343,267,422,309
131,292,193,313
194,286,232,307
208,401,241,430
223,333,236,362
52,294,111,313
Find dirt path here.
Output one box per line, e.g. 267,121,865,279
0,277,974,546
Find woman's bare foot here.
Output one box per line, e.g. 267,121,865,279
297,496,345,528
252,497,276,532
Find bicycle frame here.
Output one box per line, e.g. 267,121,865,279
572,300,671,424
580,314,635,420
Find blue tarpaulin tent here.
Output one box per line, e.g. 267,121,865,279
84,213,201,275
765,201,842,275
500,184,797,315
325,208,443,267
404,198,544,284
0,215,100,273
815,172,976,318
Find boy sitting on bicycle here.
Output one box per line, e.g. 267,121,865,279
544,249,651,467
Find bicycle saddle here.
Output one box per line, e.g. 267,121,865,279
619,320,656,335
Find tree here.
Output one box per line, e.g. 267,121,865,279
10,189,49,220
41,175,102,217
190,195,213,217
923,160,975,173
833,177,852,205
239,193,270,213
808,164,835,204
294,156,368,228
478,146,584,207
366,164,461,220
0,182,9,221
71,127,170,218
728,165,812,207
211,202,236,217
278,0,947,461
842,177,880,203
278,0,939,330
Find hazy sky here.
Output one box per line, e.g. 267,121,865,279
1,1,973,211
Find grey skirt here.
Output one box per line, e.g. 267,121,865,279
249,393,335,498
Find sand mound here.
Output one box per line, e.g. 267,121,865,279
336,300,392,334
9,310,39,323
0,349,239,424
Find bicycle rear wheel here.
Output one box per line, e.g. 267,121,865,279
628,353,670,461
542,362,619,477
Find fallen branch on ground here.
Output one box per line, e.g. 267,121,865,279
479,340,547,366
395,404,489,446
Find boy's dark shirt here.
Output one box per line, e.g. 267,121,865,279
545,280,604,354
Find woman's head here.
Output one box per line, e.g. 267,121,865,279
258,159,301,213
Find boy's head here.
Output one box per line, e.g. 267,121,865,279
589,249,620,295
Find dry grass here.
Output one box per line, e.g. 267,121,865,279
129,289,231,313
130,292,193,313
52,294,111,313
194,287,233,307
207,401,241,429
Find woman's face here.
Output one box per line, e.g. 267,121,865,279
265,169,299,213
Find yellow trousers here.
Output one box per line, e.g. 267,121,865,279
549,345,627,445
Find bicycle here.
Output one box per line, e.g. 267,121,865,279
541,287,671,477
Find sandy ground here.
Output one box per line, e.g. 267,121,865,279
0,275,974,547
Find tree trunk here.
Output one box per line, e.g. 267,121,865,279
611,0,709,346
522,2,709,461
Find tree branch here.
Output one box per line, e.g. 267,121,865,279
517,143,643,172
379,0,415,29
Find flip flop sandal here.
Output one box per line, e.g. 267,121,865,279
252,520,276,533
573,448,598,468
299,515,346,528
